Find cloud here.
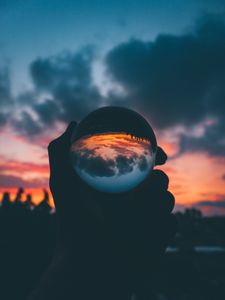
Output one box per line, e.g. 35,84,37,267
8,47,102,137
178,120,225,156
12,111,43,136
0,65,12,126
0,174,47,188
73,147,149,178
0,158,49,175
138,155,148,171
191,197,225,215
30,47,101,122
106,14,225,157
1,14,225,159
196,199,225,208
33,99,60,125
0,66,10,104
115,154,148,173
115,155,135,174
73,150,116,177
0,156,49,188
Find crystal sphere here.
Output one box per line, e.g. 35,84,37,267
70,107,157,193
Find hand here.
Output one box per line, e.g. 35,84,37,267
47,122,176,296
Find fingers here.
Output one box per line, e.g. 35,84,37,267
136,169,169,194
149,169,169,190
130,169,175,216
155,146,167,166
149,170,175,213
157,190,175,213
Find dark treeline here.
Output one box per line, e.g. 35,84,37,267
1,187,52,214
0,188,56,300
0,188,225,300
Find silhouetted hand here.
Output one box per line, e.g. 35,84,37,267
34,122,176,299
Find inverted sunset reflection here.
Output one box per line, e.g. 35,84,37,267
70,133,155,193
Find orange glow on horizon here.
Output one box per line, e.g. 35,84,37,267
0,188,54,208
1,129,225,215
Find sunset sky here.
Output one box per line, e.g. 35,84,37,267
71,133,153,193
0,0,225,215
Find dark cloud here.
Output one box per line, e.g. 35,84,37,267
0,112,8,126
7,47,102,138
138,155,148,171
0,174,47,188
115,155,134,174
12,111,42,136
0,65,12,126
30,48,93,91
196,199,225,208
178,120,225,156
106,15,225,156
34,99,61,125
192,199,225,216
74,150,116,177
73,148,149,178
222,174,225,180
0,66,10,103
30,47,101,123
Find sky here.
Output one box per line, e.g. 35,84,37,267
71,133,153,193
0,0,225,215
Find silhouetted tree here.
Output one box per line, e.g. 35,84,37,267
1,191,11,209
35,189,51,214
14,187,24,203
24,193,34,210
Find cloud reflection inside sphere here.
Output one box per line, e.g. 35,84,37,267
70,107,157,193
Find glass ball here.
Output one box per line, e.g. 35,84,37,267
70,107,157,193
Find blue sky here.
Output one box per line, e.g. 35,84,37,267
1,0,224,93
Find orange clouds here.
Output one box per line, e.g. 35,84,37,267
0,159,49,175
72,133,151,160
160,152,225,206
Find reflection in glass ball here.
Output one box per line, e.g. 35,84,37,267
70,107,157,193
